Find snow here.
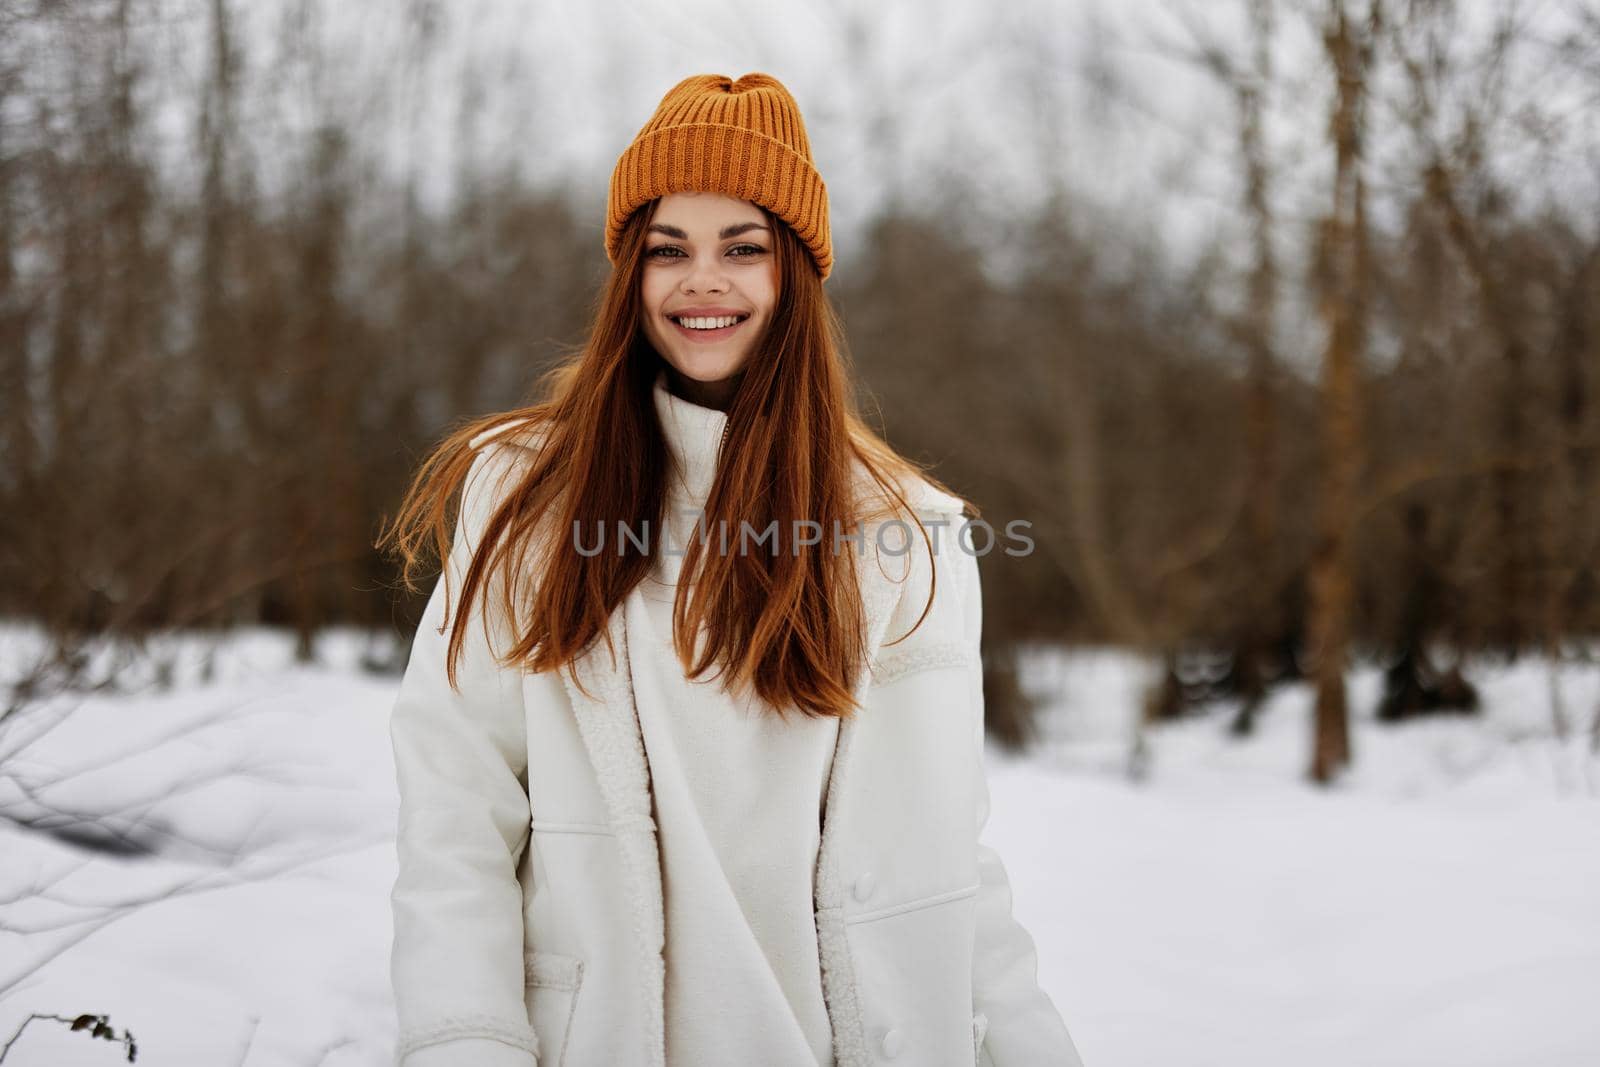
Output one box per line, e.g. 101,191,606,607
1,626,1596,1066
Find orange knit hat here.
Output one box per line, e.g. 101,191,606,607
606,72,832,281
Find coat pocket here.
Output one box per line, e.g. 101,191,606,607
971,1011,989,1066
524,950,585,1067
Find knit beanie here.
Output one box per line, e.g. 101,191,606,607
606,72,832,281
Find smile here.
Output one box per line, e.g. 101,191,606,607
669,315,749,342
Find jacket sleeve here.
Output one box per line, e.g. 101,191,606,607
390,443,540,1067
962,546,1087,1067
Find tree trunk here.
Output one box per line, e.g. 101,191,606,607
1307,0,1378,784
1232,0,1283,736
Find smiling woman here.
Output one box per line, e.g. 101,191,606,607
377,71,1086,1067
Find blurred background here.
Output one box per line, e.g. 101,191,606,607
1,0,1598,1065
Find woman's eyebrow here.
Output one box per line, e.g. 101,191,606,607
646,222,771,240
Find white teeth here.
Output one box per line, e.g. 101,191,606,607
674,315,744,330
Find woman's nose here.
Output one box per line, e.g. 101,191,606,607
682,255,728,292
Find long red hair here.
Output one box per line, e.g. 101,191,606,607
376,199,969,720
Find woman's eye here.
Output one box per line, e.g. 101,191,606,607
646,244,767,259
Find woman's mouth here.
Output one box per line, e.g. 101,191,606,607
669,314,749,343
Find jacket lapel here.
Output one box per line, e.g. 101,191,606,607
815,554,905,1067
558,606,668,1067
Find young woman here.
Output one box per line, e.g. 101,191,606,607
378,72,1085,1067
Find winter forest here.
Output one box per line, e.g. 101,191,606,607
1,0,1598,1064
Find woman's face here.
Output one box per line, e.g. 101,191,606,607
639,191,778,409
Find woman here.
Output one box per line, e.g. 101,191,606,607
378,72,1085,1067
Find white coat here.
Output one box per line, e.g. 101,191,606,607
388,420,1086,1067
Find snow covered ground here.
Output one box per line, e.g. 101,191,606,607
0,624,1595,1066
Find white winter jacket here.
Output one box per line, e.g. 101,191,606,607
388,421,1086,1067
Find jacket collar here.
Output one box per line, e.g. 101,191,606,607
652,368,726,506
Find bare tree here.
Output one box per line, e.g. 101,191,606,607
1306,0,1380,784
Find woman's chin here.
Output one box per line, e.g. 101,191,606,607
666,354,746,385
